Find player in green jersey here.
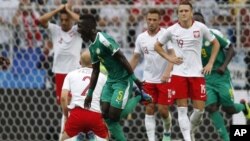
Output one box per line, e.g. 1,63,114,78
77,14,153,141
194,12,250,141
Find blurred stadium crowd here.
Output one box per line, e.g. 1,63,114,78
0,0,250,89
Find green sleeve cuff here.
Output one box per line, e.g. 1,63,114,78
87,89,94,97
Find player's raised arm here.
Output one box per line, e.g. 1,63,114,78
39,5,65,28
65,3,80,22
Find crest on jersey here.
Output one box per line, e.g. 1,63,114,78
193,31,200,38
96,48,100,54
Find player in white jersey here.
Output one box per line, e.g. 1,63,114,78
60,50,108,141
154,1,220,141
130,9,174,141
38,3,82,141
39,3,82,104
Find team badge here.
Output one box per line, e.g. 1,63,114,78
193,31,200,38
96,48,100,54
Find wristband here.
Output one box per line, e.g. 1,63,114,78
87,89,94,97
131,74,138,81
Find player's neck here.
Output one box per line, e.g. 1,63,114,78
179,20,194,29
148,27,160,36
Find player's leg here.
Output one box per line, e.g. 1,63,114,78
172,75,191,141
157,82,172,141
189,77,206,141
219,82,250,119
56,73,68,141
101,81,130,141
142,83,157,141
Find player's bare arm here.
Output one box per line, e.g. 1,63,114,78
154,41,183,64
61,89,70,118
203,38,220,75
129,53,141,70
84,61,100,109
217,44,235,74
65,3,80,22
114,50,143,89
38,4,65,28
161,49,175,82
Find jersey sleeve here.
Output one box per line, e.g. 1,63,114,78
158,28,171,45
134,35,143,54
62,73,70,90
201,24,215,42
211,29,231,49
212,32,230,49
99,33,120,55
89,48,100,64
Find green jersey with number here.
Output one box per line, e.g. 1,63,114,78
201,29,231,79
89,32,129,82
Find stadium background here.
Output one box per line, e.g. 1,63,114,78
0,0,250,140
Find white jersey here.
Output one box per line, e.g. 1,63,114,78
158,21,215,77
135,28,172,83
62,67,107,113
48,23,82,73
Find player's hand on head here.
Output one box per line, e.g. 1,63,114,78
84,95,92,109
202,63,213,75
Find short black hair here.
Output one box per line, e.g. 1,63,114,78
193,12,206,24
79,14,97,29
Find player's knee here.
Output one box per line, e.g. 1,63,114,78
221,106,236,115
205,103,218,113
108,112,120,122
146,103,155,115
158,105,169,118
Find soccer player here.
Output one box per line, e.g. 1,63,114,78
38,3,82,141
130,9,175,141
193,12,250,141
60,50,108,141
77,14,153,141
39,3,81,104
154,1,220,141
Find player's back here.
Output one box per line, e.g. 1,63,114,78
66,67,107,113
89,32,129,82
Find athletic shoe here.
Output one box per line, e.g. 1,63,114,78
240,99,250,119
162,132,171,141
76,132,85,141
134,88,152,104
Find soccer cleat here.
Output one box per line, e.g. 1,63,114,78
162,132,171,141
134,88,153,104
240,99,250,119
76,132,85,141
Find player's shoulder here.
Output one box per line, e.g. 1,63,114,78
193,21,208,29
210,28,224,37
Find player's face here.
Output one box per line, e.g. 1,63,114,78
60,13,73,32
77,19,92,42
146,13,160,33
178,5,193,23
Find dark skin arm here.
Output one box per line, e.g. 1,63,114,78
217,44,235,75
84,61,100,109
114,50,143,90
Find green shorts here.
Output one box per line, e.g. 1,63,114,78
100,77,133,109
205,73,234,107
